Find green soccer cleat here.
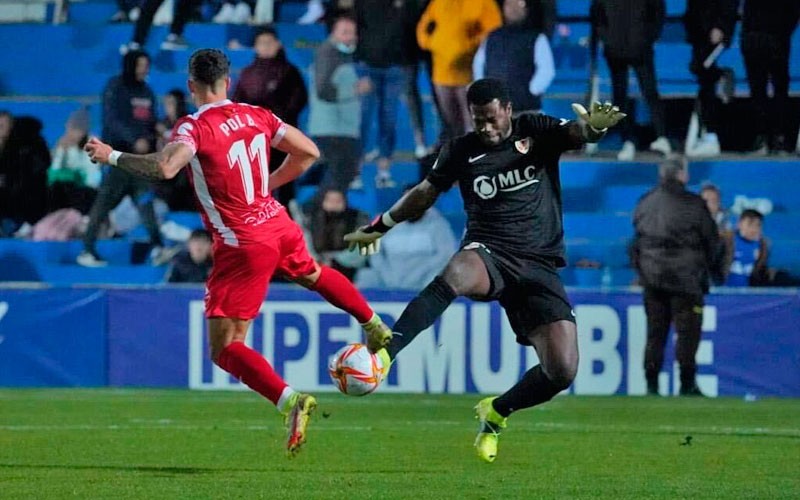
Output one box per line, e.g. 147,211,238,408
375,347,392,380
284,393,317,457
361,313,392,353
474,397,507,463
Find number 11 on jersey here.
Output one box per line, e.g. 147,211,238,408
227,133,268,205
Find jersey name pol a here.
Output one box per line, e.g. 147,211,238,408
426,113,581,265
170,99,287,247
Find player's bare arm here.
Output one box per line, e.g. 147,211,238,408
269,125,320,190
343,180,441,256
571,101,626,144
84,137,193,180
387,179,440,223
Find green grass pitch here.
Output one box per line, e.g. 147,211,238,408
1,390,798,499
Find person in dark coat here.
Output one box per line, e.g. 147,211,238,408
233,26,308,207
166,229,213,283
631,158,724,397
0,115,50,234
740,0,800,154
591,0,670,161
683,0,738,158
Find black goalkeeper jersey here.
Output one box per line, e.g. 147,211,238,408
426,113,583,266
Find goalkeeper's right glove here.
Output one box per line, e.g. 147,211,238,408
343,213,397,256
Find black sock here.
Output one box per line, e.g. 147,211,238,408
387,276,457,359
492,365,561,418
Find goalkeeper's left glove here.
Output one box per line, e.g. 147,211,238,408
571,101,626,131
343,213,397,256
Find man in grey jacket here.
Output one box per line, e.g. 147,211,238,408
308,14,371,193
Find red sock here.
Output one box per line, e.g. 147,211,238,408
312,266,374,323
216,341,287,405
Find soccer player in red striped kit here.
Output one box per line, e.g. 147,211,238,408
85,49,392,456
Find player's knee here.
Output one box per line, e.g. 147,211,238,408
442,257,482,296
547,356,578,390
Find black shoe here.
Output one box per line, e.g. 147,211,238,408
679,384,705,397
646,382,659,396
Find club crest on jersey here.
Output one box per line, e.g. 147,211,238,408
515,137,531,154
473,165,539,200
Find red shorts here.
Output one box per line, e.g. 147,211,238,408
205,211,317,319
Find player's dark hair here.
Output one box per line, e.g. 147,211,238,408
467,78,511,107
188,49,230,88
740,209,764,222
255,25,279,40
189,229,212,242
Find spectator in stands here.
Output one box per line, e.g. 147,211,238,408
47,107,101,214
233,26,308,208
213,0,254,23
356,186,457,290
155,89,189,150
0,116,50,237
78,50,166,267
417,0,502,141
355,0,424,188
631,159,724,396
740,0,800,155
303,189,368,281
591,0,671,161
473,0,556,116
683,0,737,158
700,183,732,235
724,209,769,286
166,229,213,283
299,0,327,25
109,0,142,23
154,89,194,211
308,14,370,193
119,0,196,53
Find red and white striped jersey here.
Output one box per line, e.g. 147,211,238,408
170,99,287,246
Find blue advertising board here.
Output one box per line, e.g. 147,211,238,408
1,286,798,397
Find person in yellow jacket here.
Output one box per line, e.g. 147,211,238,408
417,0,501,140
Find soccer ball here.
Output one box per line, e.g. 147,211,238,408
328,343,384,396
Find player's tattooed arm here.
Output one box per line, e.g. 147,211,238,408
115,152,168,180
84,138,193,180
387,179,440,223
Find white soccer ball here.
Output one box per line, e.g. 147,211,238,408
328,343,384,396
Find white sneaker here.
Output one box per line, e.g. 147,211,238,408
617,141,636,161
348,176,364,191
414,144,428,159
128,6,140,21
649,136,672,156
298,0,324,24
687,132,721,158
151,246,180,266
232,2,252,24
77,250,108,268
213,3,236,23
152,0,173,26
161,34,189,51
119,41,141,55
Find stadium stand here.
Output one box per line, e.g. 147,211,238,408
0,0,799,286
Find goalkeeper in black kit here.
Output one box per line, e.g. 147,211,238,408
345,78,625,463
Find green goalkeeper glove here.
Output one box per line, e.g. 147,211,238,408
571,101,626,131
343,213,396,256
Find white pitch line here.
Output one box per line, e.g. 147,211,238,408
1,421,798,437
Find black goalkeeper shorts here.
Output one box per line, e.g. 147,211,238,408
464,241,575,346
